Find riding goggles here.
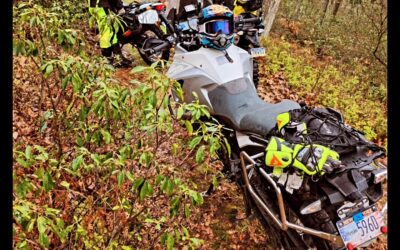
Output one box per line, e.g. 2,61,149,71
199,19,234,37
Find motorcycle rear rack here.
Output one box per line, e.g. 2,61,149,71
239,151,344,245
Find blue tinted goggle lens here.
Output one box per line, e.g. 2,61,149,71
205,20,232,35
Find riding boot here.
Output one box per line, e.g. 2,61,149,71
111,43,132,68
101,47,114,64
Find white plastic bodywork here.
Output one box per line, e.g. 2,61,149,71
137,9,159,24
167,44,255,113
236,131,264,148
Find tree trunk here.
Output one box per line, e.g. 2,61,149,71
320,0,331,24
262,0,282,37
332,0,343,17
293,0,304,20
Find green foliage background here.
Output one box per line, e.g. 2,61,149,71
263,0,387,146
13,1,227,249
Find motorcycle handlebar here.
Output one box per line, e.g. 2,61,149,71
234,17,262,25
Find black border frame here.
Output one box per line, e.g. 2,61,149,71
5,0,398,249
387,0,399,249
2,0,13,249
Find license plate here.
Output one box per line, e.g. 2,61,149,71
336,205,383,248
250,47,265,58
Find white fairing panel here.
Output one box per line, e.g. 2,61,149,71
236,131,264,148
167,45,254,112
137,10,159,24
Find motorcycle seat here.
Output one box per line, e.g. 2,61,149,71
208,78,301,136
238,99,300,136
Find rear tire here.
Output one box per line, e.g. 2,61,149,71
300,210,344,250
251,170,344,250
219,147,310,249
248,171,311,250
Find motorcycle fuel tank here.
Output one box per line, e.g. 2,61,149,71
167,44,255,112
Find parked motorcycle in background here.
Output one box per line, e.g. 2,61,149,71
167,1,202,52
117,1,176,65
167,4,388,250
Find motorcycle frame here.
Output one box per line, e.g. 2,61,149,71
240,150,345,245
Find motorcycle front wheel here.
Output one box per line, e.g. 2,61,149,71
136,24,170,66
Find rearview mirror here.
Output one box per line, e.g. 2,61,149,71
188,18,199,31
184,4,196,13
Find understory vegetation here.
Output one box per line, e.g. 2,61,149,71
13,1,229,248
263,0,387,147
260,37,386,145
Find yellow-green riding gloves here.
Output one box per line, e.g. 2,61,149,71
264,137,294,176
265,136,341,176
292,144,341,175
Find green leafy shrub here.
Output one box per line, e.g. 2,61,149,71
13,1,228,249
261,37,386,145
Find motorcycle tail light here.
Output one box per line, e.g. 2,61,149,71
155,4,165,12
123,29,133,38
347,243,355,250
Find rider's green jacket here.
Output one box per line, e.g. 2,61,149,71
88,0,123,49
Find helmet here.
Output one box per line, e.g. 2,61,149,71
236,0,263,12
198,5,234,51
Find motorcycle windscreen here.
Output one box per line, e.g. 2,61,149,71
137,10,159,24
204,20,233,36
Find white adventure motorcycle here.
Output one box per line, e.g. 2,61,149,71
166,4,387,250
